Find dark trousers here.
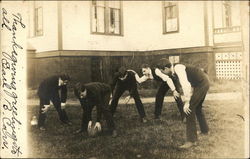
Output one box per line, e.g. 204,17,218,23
38,96,69,127
80,92,115,132
186,80,209,142
110,84,146,118
154,82,185,120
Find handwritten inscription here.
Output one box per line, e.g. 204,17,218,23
1,8,25,157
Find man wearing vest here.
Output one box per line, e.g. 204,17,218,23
134,63,185,121
110,66,147,123
37,74,71,131
74,82,117,137
160,58,210,149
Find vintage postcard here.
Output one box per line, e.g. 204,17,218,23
1,1,249,158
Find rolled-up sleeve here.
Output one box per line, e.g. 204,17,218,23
135,74,148,84
155,68,176,91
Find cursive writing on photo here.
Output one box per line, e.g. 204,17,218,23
1,8,25,157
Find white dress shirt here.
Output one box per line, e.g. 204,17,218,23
173,64,192,102
58,78,66,108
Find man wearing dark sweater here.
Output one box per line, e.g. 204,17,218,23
110,66,147,123
37,74,71,130
135,63,185,121
161,58,210,149
74,82,117,137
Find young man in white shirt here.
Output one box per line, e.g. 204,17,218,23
160,58,210,149
132,63,185,121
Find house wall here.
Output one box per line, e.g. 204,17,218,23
27,1,245,88
213,1,241,28
27,1,58,52
28,1,206,53
26,1,242,53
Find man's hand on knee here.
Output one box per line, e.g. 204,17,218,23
94,122,102,131
87,121,92,131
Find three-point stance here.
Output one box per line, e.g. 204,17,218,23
110,67,147,123
74,82,117,137
37,74,71,130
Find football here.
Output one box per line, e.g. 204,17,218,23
87,123,100,137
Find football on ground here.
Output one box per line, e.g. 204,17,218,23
88,123,100,137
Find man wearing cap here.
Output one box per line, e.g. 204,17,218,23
110,66,147,123
37,74,71,130
134,61,185,121
74,82,117,137
161,59,210,149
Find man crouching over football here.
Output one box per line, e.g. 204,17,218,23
74,82,117,137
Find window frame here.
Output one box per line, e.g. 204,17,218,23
169,55,180,64
162,1,179,34
34,1,43,37
90,0,123,36
222,1,232,28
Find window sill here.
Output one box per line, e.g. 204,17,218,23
91,32,123,37
163,30,179,34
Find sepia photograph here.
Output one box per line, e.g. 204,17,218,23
1,0,249,158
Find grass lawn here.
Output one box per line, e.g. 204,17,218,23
27,98,246,159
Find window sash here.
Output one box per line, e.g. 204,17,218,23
91,0,121,35
222,2,232,27
92,6,105,33
163,1,178,33
35,6,43,36
108,8,120,34
165,5,177,19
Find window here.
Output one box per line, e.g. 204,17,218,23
163,1,179,33
169,55,180,64
34,1,43,36
91,0,122,35
222,1,232,27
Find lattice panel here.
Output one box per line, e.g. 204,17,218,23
215,52,242,80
